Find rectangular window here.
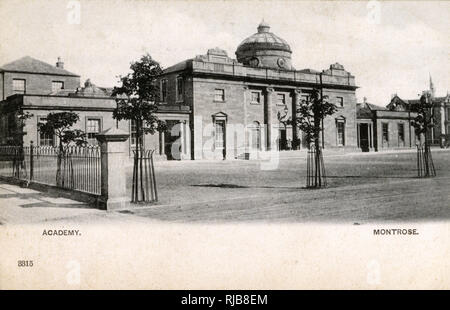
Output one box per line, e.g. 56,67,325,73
215,120,225,149
52,81,64,92
214,89,225,102
38,117,54,146
447,108,450,120
176,76,184,101
382,123,389,145
13,79,26,94
277,93,286,105
131,120,137,146
251,91,261,104
398,123,405,145
130,120,143,147
86,118,101,145
337,96,344,107
161,79,167,102
337,122,345,146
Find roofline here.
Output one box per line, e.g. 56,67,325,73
21,105,116,112
375,109,416,114
191,71,359,90
161,59,193,75
159,68,188,77
2,93,114,101
0,69,80,77
161,59,356,79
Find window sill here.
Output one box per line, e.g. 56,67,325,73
213,100,226,103
250,101,261,105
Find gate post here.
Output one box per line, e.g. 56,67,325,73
96,127,129,211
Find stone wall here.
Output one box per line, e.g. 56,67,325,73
192,78,247,160
191,76,359,158
374,111,417,151
322,88,358,149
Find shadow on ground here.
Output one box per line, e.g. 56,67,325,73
0,191,93,210
131,173,450,224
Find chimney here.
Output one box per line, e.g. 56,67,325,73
56,57,64,69
391,93,397,99
363,97,367,104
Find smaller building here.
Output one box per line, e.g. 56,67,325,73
0,57,123,148
0,56,190,160
387,92,450,147
356,98,418,152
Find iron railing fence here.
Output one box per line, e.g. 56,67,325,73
0,146,29,179
0,143,101,195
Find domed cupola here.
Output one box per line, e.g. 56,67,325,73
236,21,293,70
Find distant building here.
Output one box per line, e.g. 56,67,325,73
386,83,450,148
357,98,418,152
356,81,450,152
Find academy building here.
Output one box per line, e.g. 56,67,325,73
155,21,358,160
2,22,445,160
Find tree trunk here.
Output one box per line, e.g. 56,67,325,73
314,116,321,188
56,138,63,187
138,120,145,201
423,117,430,176
133,119,146,201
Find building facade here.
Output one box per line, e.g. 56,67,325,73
387,90,450,148
0,56,189,159
0,57,130,151
156,22,359,160
5,22,439,160
357,99,418,152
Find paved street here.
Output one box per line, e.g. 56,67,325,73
1,149,449,290
131,148,450,223
1,149,448,225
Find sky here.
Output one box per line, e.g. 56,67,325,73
0,0,449,106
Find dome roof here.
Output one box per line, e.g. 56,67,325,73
236,22,292,53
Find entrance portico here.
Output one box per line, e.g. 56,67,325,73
154,113,191,160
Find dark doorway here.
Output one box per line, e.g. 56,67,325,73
359,123,369,152
278,129,287,150
164,120,181,160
